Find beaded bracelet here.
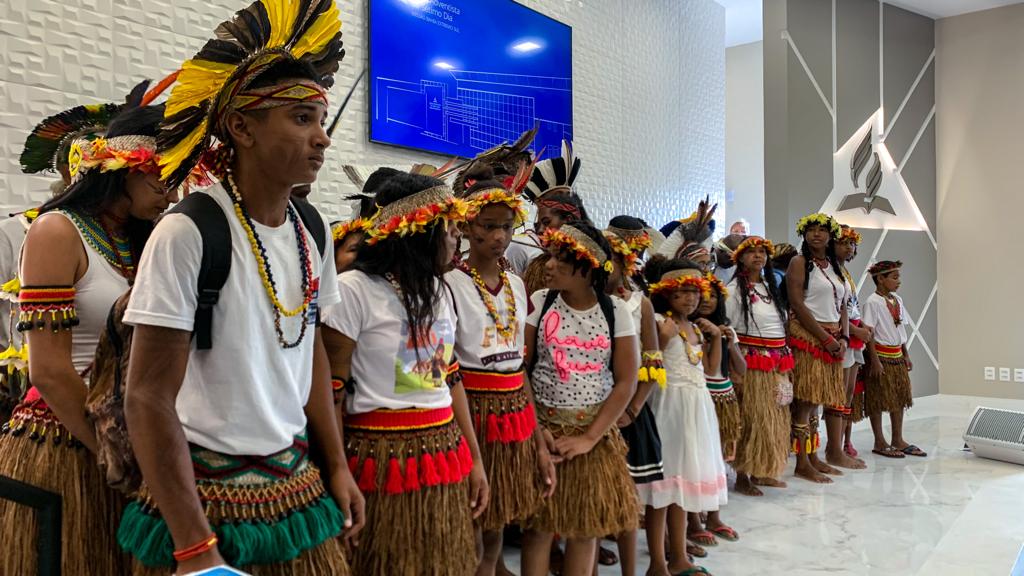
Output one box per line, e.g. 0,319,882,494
172,534,218,563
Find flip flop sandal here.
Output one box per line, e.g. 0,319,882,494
871,446,905,458
673,567,711,576
597,545,618,565
901,444,927,457
686,543,708,558
688,530,718,547
708,525,739,542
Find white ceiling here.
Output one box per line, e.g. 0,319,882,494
716,0,1024,48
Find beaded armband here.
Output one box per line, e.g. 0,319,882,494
16,286,79,333
331,376,346,405
445,360,462,389
638,350,667,388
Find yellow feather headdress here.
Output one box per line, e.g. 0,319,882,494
158,0,345,189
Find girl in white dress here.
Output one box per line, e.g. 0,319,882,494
642,256,728,576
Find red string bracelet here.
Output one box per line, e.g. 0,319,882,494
172,534,218,563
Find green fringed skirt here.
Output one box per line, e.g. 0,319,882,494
118,433,349,575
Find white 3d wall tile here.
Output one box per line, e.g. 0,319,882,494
0,0,725,228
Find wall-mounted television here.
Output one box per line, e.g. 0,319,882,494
369,0,573,160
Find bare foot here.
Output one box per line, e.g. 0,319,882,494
752,476,787,488
795,460,833,483
735,474,764,496
826,450,867,470
809,453,843,476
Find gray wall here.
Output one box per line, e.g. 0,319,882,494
764,0,938,396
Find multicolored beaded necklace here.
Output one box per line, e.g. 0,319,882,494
61,209,135,281
225,173,314,349
881,292,902,326
459,261,517,340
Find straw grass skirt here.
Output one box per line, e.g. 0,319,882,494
463,369,544,532
528,404,640,537
865,349,913,415
706,376,742,453
344,407,476,576
119,433,348,576
788,320,845,406
0,393,129,575
733,368,792,479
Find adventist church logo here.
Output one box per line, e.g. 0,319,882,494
819,108,928,231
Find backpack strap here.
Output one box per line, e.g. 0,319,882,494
168,193,232,351
527,290,561,376
291,197,328,258
596,291,616,368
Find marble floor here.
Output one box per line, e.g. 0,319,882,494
503,394,1024,575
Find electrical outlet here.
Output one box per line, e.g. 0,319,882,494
985,367,996,381
1015,369,1024,383
1000,368,1012,382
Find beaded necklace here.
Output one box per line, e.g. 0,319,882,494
880,292,902,326
459,261,517,340
681,322,704,366
62,209,135,281
814,259,843,316
225,173,314,349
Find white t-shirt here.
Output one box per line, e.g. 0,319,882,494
803,263,849,323
860,292,908,347
0,214,29,349
323,270,457,414
526,289,636,408
445,268,527,372
725,279,786,339
124,183,339,456
505,233,543,277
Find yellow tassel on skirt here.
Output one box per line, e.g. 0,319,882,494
0,400,129,575
865,358,913,415
733,368,791,479
465,372,545,532
344,408,476,576
527,404,640,538
788,320,845,406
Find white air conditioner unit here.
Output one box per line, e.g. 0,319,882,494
963,406,1024,466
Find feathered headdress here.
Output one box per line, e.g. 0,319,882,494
18,75,171,176
656,196,718,259
158,0,345,189
453,126,538,194
524,139,581,203
541,225,612,273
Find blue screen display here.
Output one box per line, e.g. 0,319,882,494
369,0,573,160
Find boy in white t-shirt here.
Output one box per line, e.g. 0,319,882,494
119,6,360,574
861,260,926,459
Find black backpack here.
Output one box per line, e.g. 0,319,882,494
86,193,327,493
528,289,616,375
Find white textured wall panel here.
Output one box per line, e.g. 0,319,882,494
0,0,725,229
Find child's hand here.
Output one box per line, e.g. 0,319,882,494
720,325,736,342
658,317,679,343
553,434,599,460
695,318,721,338
535,442,557,498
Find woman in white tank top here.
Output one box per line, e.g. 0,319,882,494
785,213,858,486
0,101,180,575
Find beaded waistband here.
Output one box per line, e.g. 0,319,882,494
461,369,525,393
345,406,454,431
875,344,904,359
705,377,735,393
737,334,787,348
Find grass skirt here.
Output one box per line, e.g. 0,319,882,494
865,354,913,415
119,433,348,575
733,366,791,479
0,394,130,575
344,407,476,576
706,376,742,453
528,404,640,537
464,369,545,531
788,320,845,406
